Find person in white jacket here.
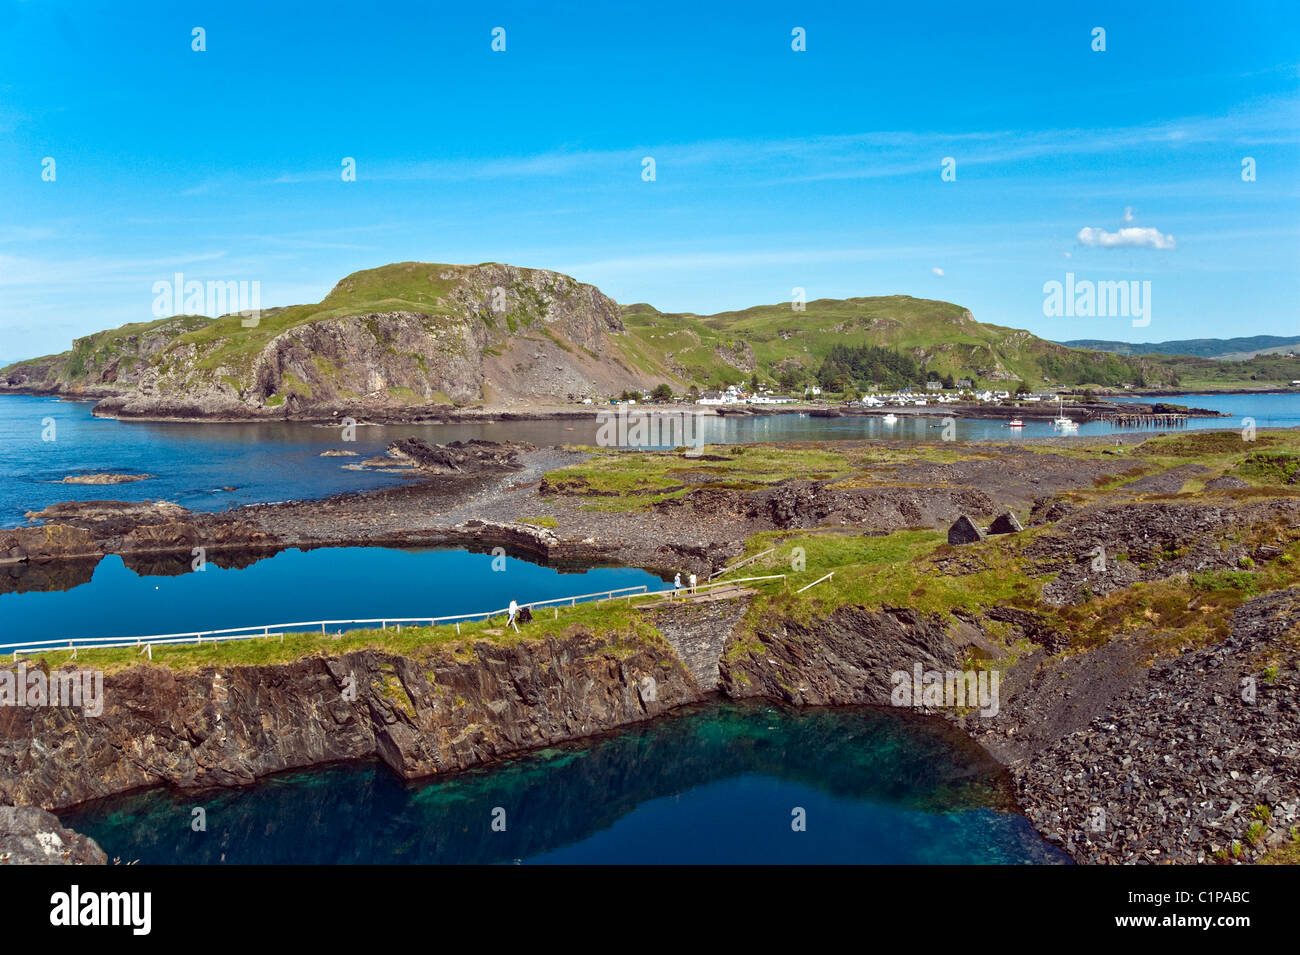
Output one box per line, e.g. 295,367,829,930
507,599,520,632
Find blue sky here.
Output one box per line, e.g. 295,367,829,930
1,0,1298,360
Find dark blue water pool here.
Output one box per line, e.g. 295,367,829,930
60,702,1070,865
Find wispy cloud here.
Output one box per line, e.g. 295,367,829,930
261,97,1300,191
1076,226,1176,250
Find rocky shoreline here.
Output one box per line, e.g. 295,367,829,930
0,386,1235,425
0,434,1155,587
2,435,1298,864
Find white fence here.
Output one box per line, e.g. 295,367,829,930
5,575,788,660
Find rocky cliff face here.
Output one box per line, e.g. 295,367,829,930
0,316,211,395
720,605,965,706
3,264,660,418
0,629,701,811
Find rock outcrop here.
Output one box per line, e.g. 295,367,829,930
59,473,153,485
654,480,998,533
1011,589,1300,864
1025,498,1300,605
0,806,106,864
2,500,274,566
720,605,963,706
385,438,533,474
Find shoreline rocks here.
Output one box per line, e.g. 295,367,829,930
59,473,153,485
0,806,106,865
383,438,534,474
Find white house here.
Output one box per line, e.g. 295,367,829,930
697,388,745,406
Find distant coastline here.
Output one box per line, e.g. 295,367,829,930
0,388,1255,426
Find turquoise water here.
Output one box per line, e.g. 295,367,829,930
5,392,1295,526
60,702,1071,865
0,546,664,646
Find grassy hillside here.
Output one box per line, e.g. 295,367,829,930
8,261,1292,404
621,295,1167,391
1145,352,1300,390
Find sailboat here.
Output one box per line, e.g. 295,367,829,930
1052,396,1077,431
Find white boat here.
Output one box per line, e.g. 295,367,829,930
1052,396,1077,430
881,413,898,424
1008,418,1025,428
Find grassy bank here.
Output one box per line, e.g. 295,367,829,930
16,597,670,674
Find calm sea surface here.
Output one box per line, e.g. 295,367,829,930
3,392,1295,526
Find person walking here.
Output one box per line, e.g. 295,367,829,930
507,598,520,632
673,572,682,594
688,572,697,595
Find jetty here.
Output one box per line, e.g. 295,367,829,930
1102,411,1190,428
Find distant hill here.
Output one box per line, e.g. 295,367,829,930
621,296,1168,392
1059,335,1300,360
1,261,1280,418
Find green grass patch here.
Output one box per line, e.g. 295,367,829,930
519,515,558,528
1232,450,1300,486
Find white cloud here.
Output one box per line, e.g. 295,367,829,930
1076,226,1176,250
932,267,944,276
1123,206,1135,223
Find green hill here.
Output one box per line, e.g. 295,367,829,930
622,295,1169,391
1060,334,1300,360
2,261,1272,418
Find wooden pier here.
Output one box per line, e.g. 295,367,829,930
1103,412,1190,428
